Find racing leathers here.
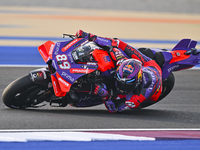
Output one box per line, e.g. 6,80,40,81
75,30,162,113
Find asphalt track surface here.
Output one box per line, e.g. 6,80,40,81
0,67,200,129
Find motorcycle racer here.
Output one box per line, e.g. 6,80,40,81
75,30,162,113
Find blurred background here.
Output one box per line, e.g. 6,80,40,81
0,0,200,65
1,0,200,13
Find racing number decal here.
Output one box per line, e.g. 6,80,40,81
56,54,71,69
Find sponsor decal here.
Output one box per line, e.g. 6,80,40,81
80,39,89,46
53,81,58,94
70,68,88,74
61,71,75,82
58,77,69,87
49,44,55,56
62,39,78,52
97,37,109,44
125,45,145,63
103,56,111,62
167,65,179,73
123,64,134,73
39,49,48,61
70,68,93,74
87,62,97,66
54,42,61,55
31,72,43,81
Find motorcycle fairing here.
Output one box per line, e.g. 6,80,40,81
51,74,66,97
172,39,197,51
40,39,99,97
169,39,198,65
150,39,199,79
29,68,51,87
69,92,103,107
38,40,55,62
92,49,115,72
169,50,190,64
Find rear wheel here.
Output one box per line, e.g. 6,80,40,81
2,75,53,109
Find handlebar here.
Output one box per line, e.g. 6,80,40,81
63,34,75,39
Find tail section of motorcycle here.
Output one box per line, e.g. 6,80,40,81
138,39,200,107
157,39,199,80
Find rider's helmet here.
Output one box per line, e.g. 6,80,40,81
115,59,143,95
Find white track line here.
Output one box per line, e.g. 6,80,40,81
0,131,155,142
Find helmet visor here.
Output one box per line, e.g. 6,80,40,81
115,79,137,95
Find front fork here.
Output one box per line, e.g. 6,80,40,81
29,68,69,107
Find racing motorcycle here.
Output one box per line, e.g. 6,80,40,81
2,34,200,110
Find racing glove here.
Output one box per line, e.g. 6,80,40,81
75,30,97,41
125,95,141,109
94,82,111,101
110,39,119,47
109,48,127,66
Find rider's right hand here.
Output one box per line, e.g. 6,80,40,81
94,82,111,101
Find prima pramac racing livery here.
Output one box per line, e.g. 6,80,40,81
2,34,200,110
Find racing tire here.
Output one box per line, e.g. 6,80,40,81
2,75,47,109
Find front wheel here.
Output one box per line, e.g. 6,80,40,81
2,75,53,109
